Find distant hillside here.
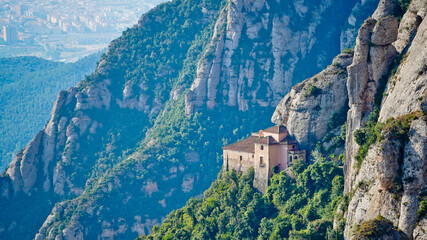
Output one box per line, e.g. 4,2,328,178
0,53,101,171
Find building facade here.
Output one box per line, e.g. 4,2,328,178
3,26,18,43
222,125,306,193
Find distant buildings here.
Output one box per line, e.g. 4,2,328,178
3,26,18,43
0,0,166,60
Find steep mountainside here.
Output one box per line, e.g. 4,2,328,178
274,0,427,239
342,0,427,238
0,54,101,172
0,0,377,239
142,161,344,239
146,0,426,239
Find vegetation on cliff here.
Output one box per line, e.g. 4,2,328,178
140,160,344,240
0,54,100,171
352,215,408,240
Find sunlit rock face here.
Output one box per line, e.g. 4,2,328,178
185,0,378,114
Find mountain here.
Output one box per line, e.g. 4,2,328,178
273,0,427,238
0,0,379,239
144,0,427,239
0,54,101,172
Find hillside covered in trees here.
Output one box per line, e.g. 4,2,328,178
0,53,101,171
141,160,345,240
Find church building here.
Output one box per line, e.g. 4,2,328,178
222,125,306,193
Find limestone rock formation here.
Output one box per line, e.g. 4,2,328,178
344,5,399,194
185,0,379,114
340,0,427,239
272,0,427,239
272,52,353,151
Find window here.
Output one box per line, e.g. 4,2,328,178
240,156,242,162
252,155,254,158
295,156,298,159
260,156,264,167
260,145,264,150
290,156,293,162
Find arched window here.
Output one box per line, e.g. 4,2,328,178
295,155,298,159
260,156,264,167
290,156,293,162
260,145,264,150
240,156,242,161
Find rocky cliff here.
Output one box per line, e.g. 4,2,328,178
343,0,427,238
0,0,378,239
273,0,427,239
185,0,378,114
271,51,352,151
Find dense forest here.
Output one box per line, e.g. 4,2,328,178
140,160,345,240
0,53,101,171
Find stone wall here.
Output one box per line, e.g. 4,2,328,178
223,150,254,174
253,143,270,193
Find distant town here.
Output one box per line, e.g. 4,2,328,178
0,0,166,61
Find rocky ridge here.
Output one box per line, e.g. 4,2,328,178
273,0,427,239
344,0,427,238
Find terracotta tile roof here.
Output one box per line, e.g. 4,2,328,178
222,136,259,153
263,125,287,134
254,136,278,145
223,125,292,153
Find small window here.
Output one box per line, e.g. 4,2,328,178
260,145,264,150
290,156,293,162
240,156,242,161
252,155,254,158
292,145,296,149
260,156,264,167
295,156,298,159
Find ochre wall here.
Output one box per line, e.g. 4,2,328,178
270,144,288,172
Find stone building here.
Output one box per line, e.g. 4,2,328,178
222,125,306,193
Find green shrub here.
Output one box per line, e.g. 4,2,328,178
354,109,384,169
327,105,349,131
398,0,411,13
305,84,322,98
353,215,394,238
354,129,367,146
418,197,427,220
342,47,353,54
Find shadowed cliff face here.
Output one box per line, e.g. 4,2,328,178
273,0,427,238
0,0,378,239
